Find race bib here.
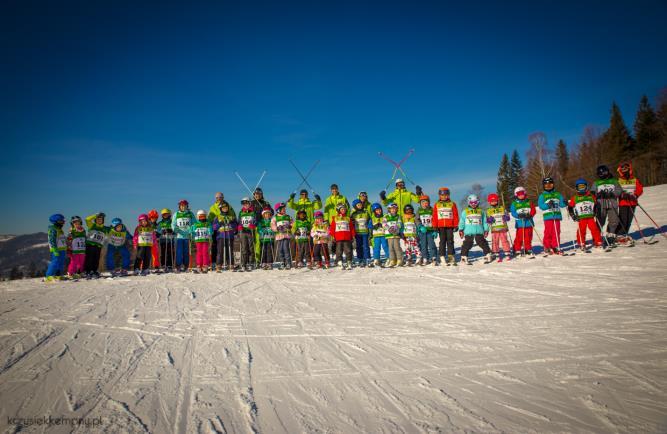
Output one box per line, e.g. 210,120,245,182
598,184,615,193
437,208,453,220
404,222,416,234
71,237,86,251
335,220,350,232
87,230,105,244
355,219,367,231
385,220,399,232
109,234,126,247
176,217,191,228
575,201,594,216
138,231,153,245
620,181,636,194
296,227,308,239
466,214,482,225
195,228,209,240
419,214,433,227
56,235,67,249
277,221,289,232
240,216,254,227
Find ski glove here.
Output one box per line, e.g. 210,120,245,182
379,190,387,201
418,225,428,234
486,216,495,224
502,214,510,222
415,185,423,196
430,231,438,239
290,192,296,200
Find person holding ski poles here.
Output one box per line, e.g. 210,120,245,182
433,187,459,265
212,202,237,271
251,187,272,263
156,209,175,272
616,161,643,245
568,179,603,250
510,186,536,257
380,179,421,222
172,199,195,273
538,177,567,255
324,184,349,265
591,165,622,246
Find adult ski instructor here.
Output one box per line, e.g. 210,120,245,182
380,179,422,218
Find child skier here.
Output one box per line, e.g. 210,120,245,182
84,212,109,278
271,202,293,269
370,203,389,267
156,208,175,272
591,164,622,245
417,195,438,265
172,199,195,273
616,161,643,245
510,187,536,257
212,202,237,271
257,207,275,270
237,198,257,271
402,204,420,266
106,218,132,276
133,214,156,275
292,209,312,268
568,179,603,251
66,216,87,278
537,177,567,255
383,203,403,267
192,210,213,272
486,193,512,262
330,203,356,269
458,194,492,264
147,209,161,271
351,199,372,266
310,211,331,268
45,214,67,282
433,187,459,265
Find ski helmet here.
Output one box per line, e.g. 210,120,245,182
70,215,82,224
314,210,324,219
419,195,430,203
438,187,450,195
254,187,263,194
542,177,554,185
138,213,148,222
274,202,286,211
352,199,362,209
111,218,122,227
148,209,159,220
330,183,339,190
161,208,172,217
371,202,382,212
196,209,207,220
597,165,610,179
358,191,368,198
467,194,479,206
575,178,588,193
336,203,347,212
95,212,105,221
300,189,308,195
49,214,65,224
514,186,526,197
178,199,189,208
395,178,404,185
387,202,398,210
487,193,499,204
241,197,250,204
404,204,414,214
262,206,273,216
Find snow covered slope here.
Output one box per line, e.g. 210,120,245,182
1,186,666,433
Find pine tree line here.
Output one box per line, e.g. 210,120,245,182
497,88,667,197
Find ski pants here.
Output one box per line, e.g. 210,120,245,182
276,239,292,265
175,239,190,267
491,231,511,254
295,241,311,264
335,240,353,263
461,234,491,257
68,253,85,275
595,203,619,235
46,251,66,277
576,218,602,246
615,206,635,236
418,232,438,261
216,236,235,267
159,239,175,268
259,241,274,265
106,245,130,270
134,246,152,270
373,236,389,260
437,227,455,257
404,237,420,261
513,227,533,253
84,244,102,273
312,243,329,264
238,231,255,266
195,242,210,267
387,238,403,263
542,219,561,250
355,234,371,261
151,241,160,268
210,230,218,264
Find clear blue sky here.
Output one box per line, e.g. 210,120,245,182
2,1,666,234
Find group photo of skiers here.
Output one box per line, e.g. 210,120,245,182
42,158,660,281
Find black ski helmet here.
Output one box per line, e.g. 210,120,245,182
403,204,414,213
596,165,610,179
542,177,555,191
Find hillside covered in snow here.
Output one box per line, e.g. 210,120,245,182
1,186,666,433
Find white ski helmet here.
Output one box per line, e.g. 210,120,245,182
514,186,526,197
196,209,206,217
467,194,479,205
395,178,404,184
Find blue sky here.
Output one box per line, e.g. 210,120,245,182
2,1,666,234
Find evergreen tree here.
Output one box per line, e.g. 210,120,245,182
9,266,23,280
602,102,634,161
633,95,660,155
509,149,524,194
496,153,511,206
27,261,37,279
555,139,569,192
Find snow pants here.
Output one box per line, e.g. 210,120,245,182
312,243,329,265
595,202,619,235
615,206,635,236
68,253,85,275
46,251,66,277
437,227,455,257
295,241,311,265
491,231,511,254
238,231,255,267
216,236,235,267
195,242,210,267
542,219,561,250
175,239,190,267
106,245,131,270
387,238,403,263
335,240,353,263
84,244,102,273
373,236,389,260
461,235,491,257
418,232,437,262
134,246,152,271
404,237,420,261
576,218,602,246
159,239,175,268
276,239,292,265
151,242,160,268
355,233,371,261
513,227,533,253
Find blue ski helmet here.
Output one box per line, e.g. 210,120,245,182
351,199,362,209
111,218,123,227
575,178,588,193
371,202,382,212
49,214,65,224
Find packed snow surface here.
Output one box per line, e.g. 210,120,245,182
1,186,667,433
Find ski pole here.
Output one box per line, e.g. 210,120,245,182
636,202,667,239
630,206,651,244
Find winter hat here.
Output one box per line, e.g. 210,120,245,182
487,193,499,203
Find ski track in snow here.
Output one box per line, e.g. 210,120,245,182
1,186,667,433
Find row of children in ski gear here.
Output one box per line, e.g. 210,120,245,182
44,162,643,278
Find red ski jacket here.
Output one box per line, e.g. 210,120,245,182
617,162,643,207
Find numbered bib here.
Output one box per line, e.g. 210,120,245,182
419,214,433,227
195,228,209,240
335,220,350,232
575,201,594,216
598,183,615,193
176,217,191,228
277,221,289,232
109,234,126,247
71,237,86,251
404,222,416,234
240,216,254,227
87,230,105,244
437,207,453,220
56,235,67,249
466,214,482,225
619,180,636,194
355,219,367,231
138,231,153,245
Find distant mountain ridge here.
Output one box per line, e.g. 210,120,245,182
0,233,49,279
